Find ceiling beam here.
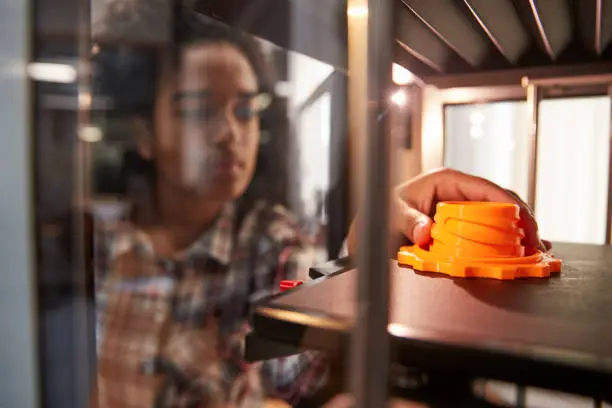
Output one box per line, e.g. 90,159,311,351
511,0,554,60
393,42,441,78
458,0,530,64
396,40,443,73
400,0,473,65
512,0,573,60
596,0,603,54
400,0,490,67
395,5,473,73
462,0,506,59
527,0,555,58
421,60,612,88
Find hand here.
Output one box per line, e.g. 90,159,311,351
347,168,550,255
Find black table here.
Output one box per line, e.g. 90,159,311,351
248,243,612,406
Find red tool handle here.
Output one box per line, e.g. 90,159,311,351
279,280,303,292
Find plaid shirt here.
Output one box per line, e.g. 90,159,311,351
93,201,327,408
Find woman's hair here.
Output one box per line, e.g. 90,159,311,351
173,9,274,95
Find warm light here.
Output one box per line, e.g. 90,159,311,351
392,63,414,85
347,5,368,17
421,87,443,171
92,44,100,55
391,89,407,106
79,91,92,109
79,126,103,143
469,125,483,139
388,323,414,337
27,62,76,83
521,76,529,88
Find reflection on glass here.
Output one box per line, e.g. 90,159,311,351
297,91,331,232
85,10,342,408
444,102,531,200
91,0,171,45
535,96,611,244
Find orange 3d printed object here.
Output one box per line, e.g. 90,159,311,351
397,202,561,280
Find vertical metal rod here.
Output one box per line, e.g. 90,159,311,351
74,0,94,405
347,0,394,406
525,82,542,210
516,385,527,408
606,84,612,244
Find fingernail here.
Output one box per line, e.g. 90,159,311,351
413,221,429,245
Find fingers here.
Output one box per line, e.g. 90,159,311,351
501,189,553,252
395,169,546,251
396,197,433,246
346,202,433,256
436,170,543,251
503,189,547,251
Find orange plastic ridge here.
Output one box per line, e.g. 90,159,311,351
397,202,561,280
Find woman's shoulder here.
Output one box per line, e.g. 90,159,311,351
96,220,153,255
94,220,155,279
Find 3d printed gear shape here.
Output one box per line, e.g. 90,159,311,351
397,202,561,280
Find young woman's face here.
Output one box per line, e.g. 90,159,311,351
158,42,261,202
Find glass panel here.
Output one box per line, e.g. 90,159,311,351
535,96,611,244
444,101,531,200
33,0,351,405
297,91,331,233
288,49,335,254
88,3,349,408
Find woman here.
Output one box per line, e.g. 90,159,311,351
94,16,325,408
93,13,548,408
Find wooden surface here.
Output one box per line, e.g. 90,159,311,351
263,243,612,363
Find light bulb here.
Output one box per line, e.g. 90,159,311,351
391,90,407,106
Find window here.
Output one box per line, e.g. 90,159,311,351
535,96,611,244
444,101,531,200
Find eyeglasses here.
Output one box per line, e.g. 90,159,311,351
172,91,272,126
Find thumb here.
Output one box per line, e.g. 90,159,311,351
397,201,433,246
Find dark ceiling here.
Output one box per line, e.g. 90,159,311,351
395,0,612,82
195,0,612,87
37,0,612,87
